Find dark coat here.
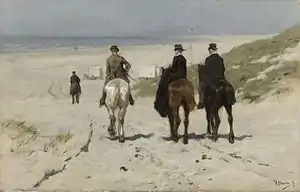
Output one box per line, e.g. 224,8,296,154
70,74,81,94
204,53,225,82
70,74,80,84
170,54,187,79
153,55,187,118
105,54,131,84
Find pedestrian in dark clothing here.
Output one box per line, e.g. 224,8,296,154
197,43,236,109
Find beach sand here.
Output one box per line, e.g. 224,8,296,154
0,35,299,191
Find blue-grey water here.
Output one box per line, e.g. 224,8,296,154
1,0,299,53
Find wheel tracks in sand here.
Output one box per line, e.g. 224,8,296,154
47,79,70,99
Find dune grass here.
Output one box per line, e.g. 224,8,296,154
134,25,300,101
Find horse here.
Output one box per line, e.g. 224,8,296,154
198,64,235,144
70,82,80,104
155,66,196,144
102,78,130,143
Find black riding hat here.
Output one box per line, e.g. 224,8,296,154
174,44,186,51
110,45,119,52
208,43,218,51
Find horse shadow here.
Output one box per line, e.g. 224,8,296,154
161,133,206,141
162,133,252,142
105,133,155,142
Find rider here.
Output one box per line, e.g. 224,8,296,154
197,43,236,109
99,45,134,107
171,44,187,80
154,44,187,117
70,70,81,94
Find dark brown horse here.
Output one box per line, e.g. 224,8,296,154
198,64,235,144
70,82,80,104
155,66,196,144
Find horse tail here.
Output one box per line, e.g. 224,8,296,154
114,82,121,107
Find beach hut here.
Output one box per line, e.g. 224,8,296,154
83,67,104,80
137,65,162,80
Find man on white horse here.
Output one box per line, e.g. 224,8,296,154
99,45,135,107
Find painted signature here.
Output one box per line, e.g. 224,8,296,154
274,180,295,190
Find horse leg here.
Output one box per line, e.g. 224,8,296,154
211,111,218,142
183,102,190,145
72,95,75,104
205,106,211,135
118,107,127,143
76,94,79,104
107,108,116,138
213,111,221,142
225,105,234,144
167,111,175,139
172,107,180,143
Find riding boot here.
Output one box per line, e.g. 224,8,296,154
129,92,135,106
99,90,107,108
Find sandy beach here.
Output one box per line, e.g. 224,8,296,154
0,35,299,191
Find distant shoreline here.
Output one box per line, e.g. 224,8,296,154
0,34,268,54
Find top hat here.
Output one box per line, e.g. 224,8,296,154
208,43,218,50
174,44,186,51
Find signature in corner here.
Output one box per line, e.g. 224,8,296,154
274,180,295,190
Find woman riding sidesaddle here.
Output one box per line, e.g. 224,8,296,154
154,44,187,117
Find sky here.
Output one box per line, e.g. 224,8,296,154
0,0,300,37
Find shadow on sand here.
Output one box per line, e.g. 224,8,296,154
162,133,253,142
105,133,155,142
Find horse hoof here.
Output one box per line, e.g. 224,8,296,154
212,135,218,142
228,136,235,144
183,137,188,145
119,136,125,143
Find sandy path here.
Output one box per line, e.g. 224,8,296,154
0,37,299,191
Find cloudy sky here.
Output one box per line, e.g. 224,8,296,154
0,0,300,37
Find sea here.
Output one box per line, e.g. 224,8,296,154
0,35,204,54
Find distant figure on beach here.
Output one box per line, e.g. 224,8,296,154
99,45,135,107
70,71,81,104
74,45,78,51
197,43,236,109
154,44,188,117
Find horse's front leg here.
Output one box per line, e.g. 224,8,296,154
72,95,75,104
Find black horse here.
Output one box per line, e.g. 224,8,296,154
198,64,235,144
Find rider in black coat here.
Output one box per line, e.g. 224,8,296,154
154,44,187,117
197,43,236,109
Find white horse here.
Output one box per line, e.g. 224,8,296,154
103,78,130,143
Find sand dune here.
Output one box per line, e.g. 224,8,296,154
0,35,299,191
